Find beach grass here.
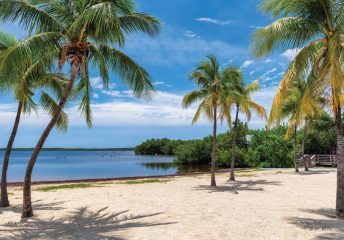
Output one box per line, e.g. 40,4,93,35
235,168,262,173
36,183,95,192
35,179,171,191
237,173,256,177
116,179,171,185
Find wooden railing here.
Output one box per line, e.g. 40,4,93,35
299,154,337,167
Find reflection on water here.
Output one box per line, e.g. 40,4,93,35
141,162,211,174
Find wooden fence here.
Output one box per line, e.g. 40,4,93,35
300,154,337,167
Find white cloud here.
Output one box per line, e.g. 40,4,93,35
184,30,197,38
266,68,277,74
72,91,208,126
0,86,277,131
250,26,264,29
0,91,212,128
260,76,277,82
264,58,272,63
281,48,301,61
124,33,247,66
90,77,116,90
249,86,277,128
257,67,280,83
249,71,255,76
90,77,103,89
152,81,166,86
195,18,234,26
101,90,121,97
240,60,254,69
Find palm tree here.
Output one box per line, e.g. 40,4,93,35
182,55,231,187
0,0,160,218
222,71,266,181
252,0,344,219
270,77,324,173
0,31,70,207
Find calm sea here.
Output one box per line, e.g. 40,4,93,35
0,151,209,182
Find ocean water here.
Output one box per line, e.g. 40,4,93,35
0,151,209,182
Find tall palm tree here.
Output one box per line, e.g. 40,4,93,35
270,77,324,172
223,71,266,181
252,0,344,219
182,55,231,187
279,82,305,172
0,31,71,207
0,0,160,218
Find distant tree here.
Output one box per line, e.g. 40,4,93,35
174,137,213,165
134,138,182,155
304,113,336,154
246,126,295,168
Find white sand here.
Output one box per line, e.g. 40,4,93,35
0,168,343,240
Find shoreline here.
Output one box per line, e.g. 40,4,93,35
0,148,135,151
7,167,335,187
7,168,232,187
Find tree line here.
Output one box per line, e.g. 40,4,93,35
135,113,337,167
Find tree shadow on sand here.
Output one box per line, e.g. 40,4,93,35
286,208,344,240
0,199,65,215
0,207,176,240
193,179,281,194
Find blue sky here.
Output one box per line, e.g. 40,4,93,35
0,0,299,148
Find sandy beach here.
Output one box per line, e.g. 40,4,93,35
0,168,342,240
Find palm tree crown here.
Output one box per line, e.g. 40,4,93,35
0,0,161,218
182,55,231,124
252,0,343,115
252,0,344,219
0,0,161,125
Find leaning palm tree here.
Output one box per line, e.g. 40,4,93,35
252,0,344,219
0,0,160,218
0,31,70,207
222,70,266,181
182,55,231,187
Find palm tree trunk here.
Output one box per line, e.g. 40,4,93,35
302,119,309,171
210,106,217,187
1,101,23,207
21,64,78,218
335,107,344,219
294,124,299,173
229,104,239,181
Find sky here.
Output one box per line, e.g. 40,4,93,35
0,0,300,148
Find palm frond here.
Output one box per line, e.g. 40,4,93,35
0,0,63,32
99,45,154,99
182,89,208,108
252,17,321,58
119,13,161,36
40,91,69,131
72,63,92,127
